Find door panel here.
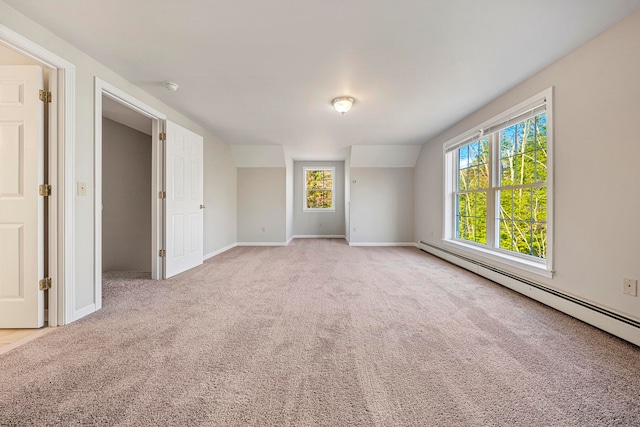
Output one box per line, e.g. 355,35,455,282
0,66,44,328
164,121,203,278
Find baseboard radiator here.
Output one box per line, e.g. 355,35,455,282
418,241,640,345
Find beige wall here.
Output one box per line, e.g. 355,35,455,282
0,2,237,318
285,154,294,242
293,161,345,236
102,118,151,272
237,168,286,243
203,138,237,256
350,168,414,244
414,12,640,322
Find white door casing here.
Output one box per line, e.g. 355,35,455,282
1,24,76,326
94,78,167,289
164,121,203,278
0,65,45,328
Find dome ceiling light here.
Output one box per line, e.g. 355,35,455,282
332,96,354,114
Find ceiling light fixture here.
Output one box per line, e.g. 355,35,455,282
162,81,179,91
332,96,354,114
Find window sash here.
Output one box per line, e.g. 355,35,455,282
303,167,335,210
450,112,548,261
482,104,546,137
445,100,546,154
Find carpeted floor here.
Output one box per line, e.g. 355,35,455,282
1,239,639,426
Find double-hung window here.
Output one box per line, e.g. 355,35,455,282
444,88,553,276
303,167,335,211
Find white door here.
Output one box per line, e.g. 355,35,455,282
164,121,203,278
0,66,45,328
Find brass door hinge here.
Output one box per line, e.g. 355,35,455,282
159,191,166,199
39,277,52,291
39,90,52,103
39,184,51,196
159,249,166,257
159,132,166,141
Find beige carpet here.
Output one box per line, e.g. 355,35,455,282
1,239,639,426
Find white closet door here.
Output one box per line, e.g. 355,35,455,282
0,66,45,327
164,121,203,278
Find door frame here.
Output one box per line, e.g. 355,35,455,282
94,78,166,308
0,24,75,326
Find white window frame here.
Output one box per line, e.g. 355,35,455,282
303,166,336,212
442,88,554,278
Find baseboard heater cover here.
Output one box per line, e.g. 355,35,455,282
418,241,640,342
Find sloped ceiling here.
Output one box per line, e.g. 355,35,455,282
4,0,640,160
102,96,152,136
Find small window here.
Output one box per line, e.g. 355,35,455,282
303,167,335,211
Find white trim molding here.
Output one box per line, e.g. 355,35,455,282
302,166,336,212
349,242,418,247
237,242,288,247
204,243,238,260
0,24,76,326
442,239,553,279
73,303,97,322
292,235,346,239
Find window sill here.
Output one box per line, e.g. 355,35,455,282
303,208,336,213
442,239,553,279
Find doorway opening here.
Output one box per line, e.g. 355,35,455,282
94,78,166,310
101,95,153,282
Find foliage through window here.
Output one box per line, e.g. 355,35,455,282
445,89,552,268
304,167,334,210
496,112,547,258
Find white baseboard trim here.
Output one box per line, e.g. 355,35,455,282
419,242,640,347
292,235,346,239
286,236,294,245
204,242,238,260
349,242,418,247
237,242,287,247
73,303,97,322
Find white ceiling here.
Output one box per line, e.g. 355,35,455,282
5,0,640,160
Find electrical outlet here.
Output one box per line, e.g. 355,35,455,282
77,182,87,196
623,278,637,296
352,226,356,232
261,226,266,232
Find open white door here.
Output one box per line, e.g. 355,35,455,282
0,66,45,328
164,121,203,278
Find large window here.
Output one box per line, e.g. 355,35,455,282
303,167,335,211
444,89,552,275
